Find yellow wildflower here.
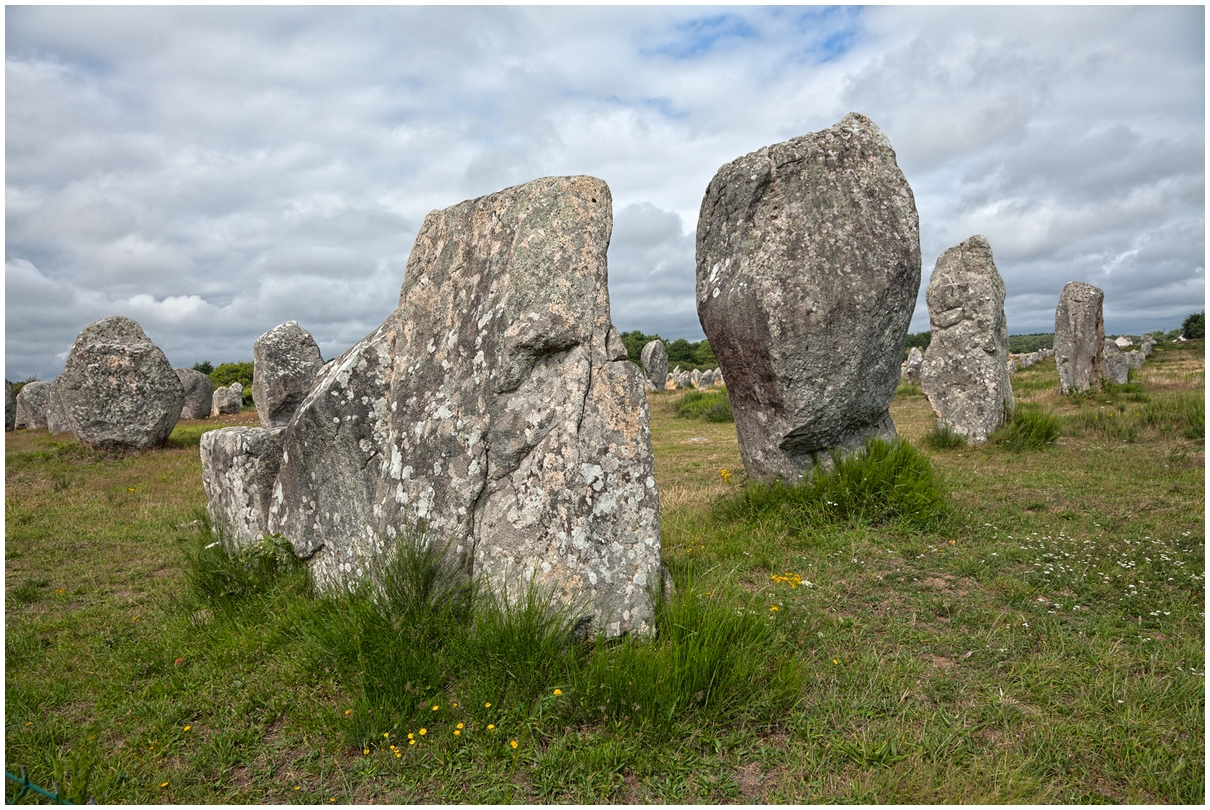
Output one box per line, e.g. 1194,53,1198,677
431,704,439,711
456,723,464,729
720,468,732,484
770,605,779,611
363,748,369,755
183,725,191,731
485,702,492,708
832,659,839,665
419,728,427,736
344,709,352,715
160,782,168,788
553,688,563,695
408,733,414,740
510,739,519,749
409,739,416,746
454,730,461,736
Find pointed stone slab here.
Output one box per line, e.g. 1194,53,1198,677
268,176,661,638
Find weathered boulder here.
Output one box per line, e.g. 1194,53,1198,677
252,321,324,428
57,317,184,451
1114,335,1134,348
918,235,1014,445
689,368,703,388
176,368,214,420
200,427,287,550
673,369,693,389
1055,282,1105,395
1101,340,1130,384
266,175,662,638
14,380,52,430
696,112,921,481
4,379,14,431
46,379,72,436
1141,338,1154,357
902,347,924,384
1125,350,1145,371
211,383,243,416
640,340,668,390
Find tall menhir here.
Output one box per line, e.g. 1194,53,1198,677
695,113,921,482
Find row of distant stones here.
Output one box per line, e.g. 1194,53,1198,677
6,322,248,445
4,113,1164,639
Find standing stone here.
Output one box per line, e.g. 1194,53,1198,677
902,347,924,384
696,112,921,481
1114,335,1134,348
46,378,72,435
211,383,243,416
918,235,1014,445
252,322,324,428
1055,282,1105,395
689,368,703,388
265,176,662,638
1141,338,1154,357
673,369,693,389
58,317,184,451
176,368,214,420
200,427,287,550
5,380,14,431
640,340,668,391
1125,350,1144,371
14,380,52,430
1101,340,1130,384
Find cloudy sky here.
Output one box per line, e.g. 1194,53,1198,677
6,5,1204,380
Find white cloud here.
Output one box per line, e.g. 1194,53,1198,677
4,6,1203,378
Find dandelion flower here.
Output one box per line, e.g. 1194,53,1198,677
395,752,401,758
452,702,458,708
383,732,389,738
409,739,416,746
832,659,839,665
363,748,369,755
183,725,191,731
408,733,414,740
432,704,440,711
160,782,169,788
487,724,496,731
419,728,427,736
553,688,563,695
344,709,352,716
454,730,461,736
485,702,492,708
456,723,464,729
510,739,518,749
295,786,301,791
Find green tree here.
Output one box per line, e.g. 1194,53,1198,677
1181,311,1204,340
210,362,255,407
192,360,214,375
904,331,932,352
619,330,661,367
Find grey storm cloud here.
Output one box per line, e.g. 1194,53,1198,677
4,5,1204,380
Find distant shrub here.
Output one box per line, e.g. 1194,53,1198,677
209,362,254,407
675,388,733,422
1181,311,1204,340
904,331,931,353
192,360,214,375
721,438,948,532
1008,333,1055,353
993,404,1061,451
923,423,968,450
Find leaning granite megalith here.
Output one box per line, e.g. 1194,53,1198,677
176,368,214,420
210,383,243,416
14,380,52,430
918,236,1014,444
5,380,14,431
696,112,921,481
1055,282,1105,395
266,176,662,638
252,321,324,428
57,317,184,451
640,340,668,391
200,426,287,549
46,378,72,436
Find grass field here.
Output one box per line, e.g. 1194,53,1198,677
5,341,1204,803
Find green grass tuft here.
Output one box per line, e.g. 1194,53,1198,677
720,438,949,532
992,404,1062,451
675,388,733,422
922,423,968,450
